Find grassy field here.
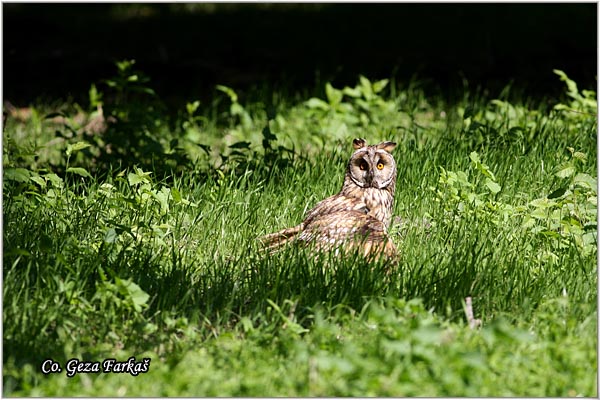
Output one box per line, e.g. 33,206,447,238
3,63,598,396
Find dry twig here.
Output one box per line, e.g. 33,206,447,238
465,296,482,329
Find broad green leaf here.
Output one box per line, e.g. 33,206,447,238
573,173,597,192
4,168,31,183
372,79,389,93
128,168,152,186
485,179,501,194
466,192,477,204
305,98,329,110
119,278,149,313
104,228,118,243
154,187,171,214
186,100,200,115
170,187,182,203
89,83,102,107
555,165,575,179
456,171,470,186
325,83,342,105
338,102,356,115
66,167,92,178
46,173,64,188
530,198,557,209
342,86,361,98
128,173,145,186
522,215,536,229
359,75,373,99
116,59,135,71
469,151,481,164
71,141,91,152
30,175,47,188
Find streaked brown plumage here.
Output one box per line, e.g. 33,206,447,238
260,138,398,260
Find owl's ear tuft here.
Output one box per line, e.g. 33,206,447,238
377,141,397,152
353,138,367,149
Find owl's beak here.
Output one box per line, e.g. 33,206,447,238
364,172,374,188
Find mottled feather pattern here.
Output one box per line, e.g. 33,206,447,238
260,138,399,260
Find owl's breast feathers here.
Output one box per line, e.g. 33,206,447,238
340,184,395,228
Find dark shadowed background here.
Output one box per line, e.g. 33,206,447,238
3,3,597,107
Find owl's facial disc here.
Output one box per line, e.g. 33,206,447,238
372,150,396,189
350,153,373,187
348,145,396,189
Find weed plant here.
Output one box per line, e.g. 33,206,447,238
3,64,597,396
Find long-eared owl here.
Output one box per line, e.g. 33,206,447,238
260,138,398,259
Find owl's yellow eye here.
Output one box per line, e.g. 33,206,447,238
377,162,384,170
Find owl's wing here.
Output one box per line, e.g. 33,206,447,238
303,194,368,226
299,210,397,259
259,194,397,259
258,223,304,253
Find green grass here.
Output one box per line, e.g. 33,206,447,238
3,66,597,396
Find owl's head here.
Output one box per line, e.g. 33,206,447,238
347,138,397,189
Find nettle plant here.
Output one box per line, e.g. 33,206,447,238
434,151,511,225
6,137,197,262
98,166,199,257
304,76,396,139
552,69,597,127
524,148,597,258
435,70,597,262
458,70,596,152
435,149,596,262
